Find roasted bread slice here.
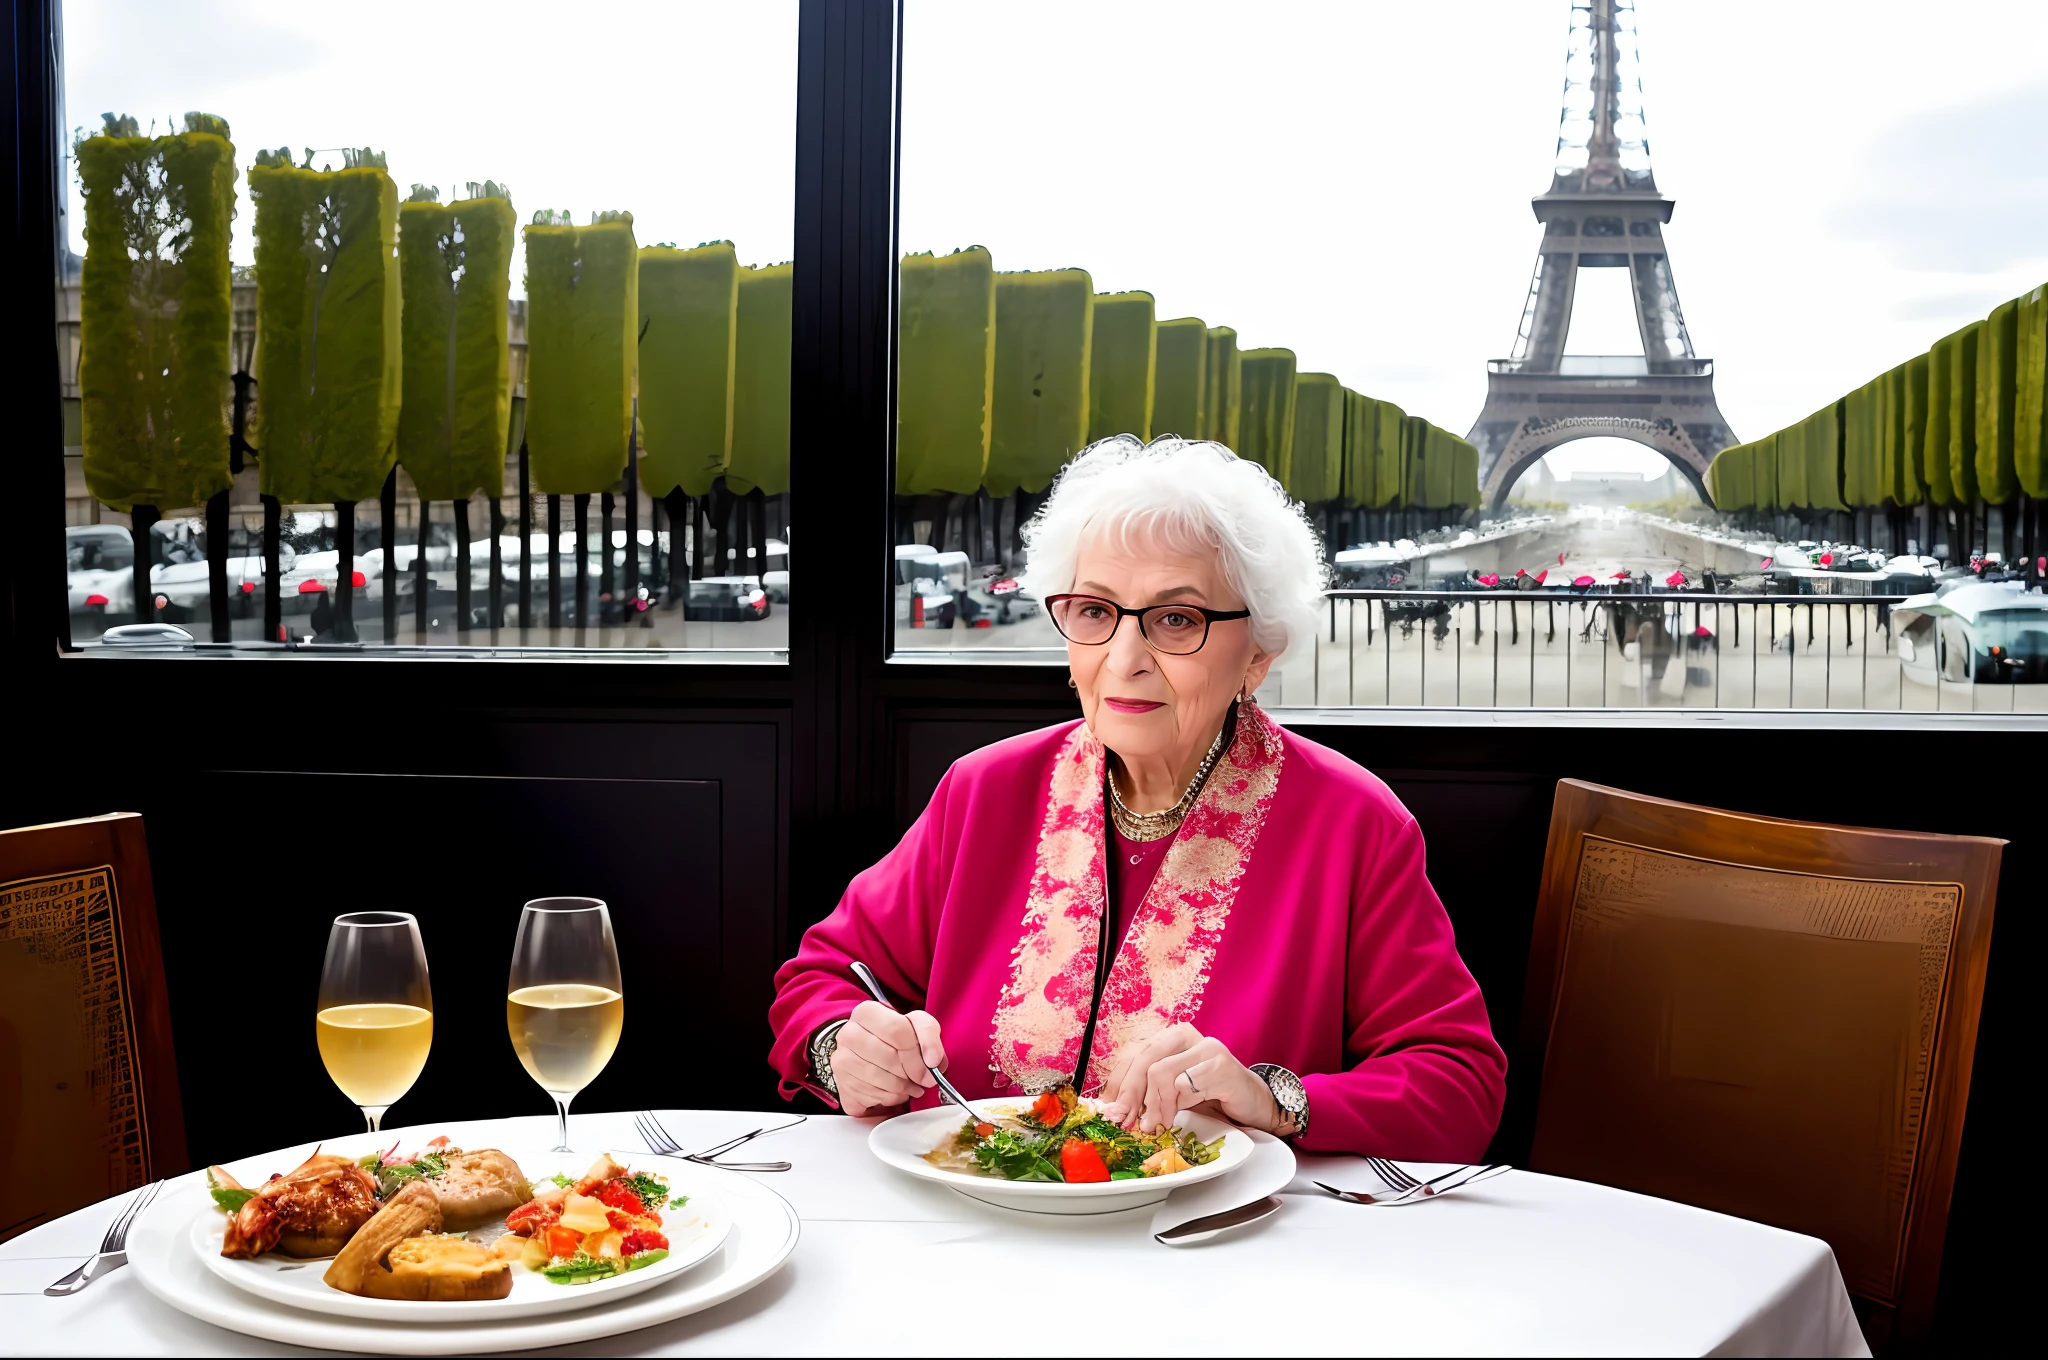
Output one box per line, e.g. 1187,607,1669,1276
359,1235,513,1301
322,1182,442,1295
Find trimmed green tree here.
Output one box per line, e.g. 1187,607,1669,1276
75,112,236,514
639,241,740,498
987,269,1091,497
396,184,515,502
523,211,638,495
1087,291,1157,443
898,248,995,495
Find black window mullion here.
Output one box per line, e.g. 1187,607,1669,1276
3,0,73,664
787,0,902,933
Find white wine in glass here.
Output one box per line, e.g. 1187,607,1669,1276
507,898,623,1153
316,912,433,1134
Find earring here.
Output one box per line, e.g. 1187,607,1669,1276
1068,677,1077,690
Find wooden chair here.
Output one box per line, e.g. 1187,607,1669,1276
1520,780,2001,1352
0,813,187,1242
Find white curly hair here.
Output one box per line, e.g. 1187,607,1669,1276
1019,435,1330,662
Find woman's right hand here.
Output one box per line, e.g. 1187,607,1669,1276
830,1001,948,1116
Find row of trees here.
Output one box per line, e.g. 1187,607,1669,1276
76,115,1480,587
1706,279,2048,553
895,247,1481,526
77,116,792,528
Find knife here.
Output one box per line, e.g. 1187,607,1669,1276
1153,1194,1283,1245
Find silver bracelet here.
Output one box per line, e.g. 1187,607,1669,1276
809,1018,850,1096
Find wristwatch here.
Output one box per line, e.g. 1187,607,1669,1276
809,1018,850,1096
1248,1063,1309,1140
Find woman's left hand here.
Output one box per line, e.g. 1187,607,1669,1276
1095,1022,1283,1136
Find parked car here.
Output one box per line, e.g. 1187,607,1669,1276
67,522,295,628
65,524,136,621
1893,580,2048,684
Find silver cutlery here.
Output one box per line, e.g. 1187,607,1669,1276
1314,1163,1510,1206
848,961,983,1125
1154,1194,1283,1245
45,1180,161,1296
634,1110,798,1172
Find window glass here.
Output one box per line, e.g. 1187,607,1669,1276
58,0,795,655
893,0,2048,718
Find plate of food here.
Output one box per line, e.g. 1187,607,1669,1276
868,1085,1252,1214
190,1137,730,1321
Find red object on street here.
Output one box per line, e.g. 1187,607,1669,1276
1535,569,1549,584
240,581,254,594
911,594,924,627
1572,575,1595,587
1515,568,1527,578
1610,570,1629,580
1665,570,1687,587
298,578,326,593
1478,574,1500,587
1558,552,1567,565
84,593,108,607
1760,557,1773,570
1818,551,1834,567
351,570,366,588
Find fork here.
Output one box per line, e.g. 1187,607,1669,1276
634,1111,798,1172
45,1180,162,1295
1314,1163,1509,1206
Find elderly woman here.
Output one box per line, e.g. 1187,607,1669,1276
769,436,1505,1156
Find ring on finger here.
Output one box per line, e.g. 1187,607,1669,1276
1180,1069,1200,1096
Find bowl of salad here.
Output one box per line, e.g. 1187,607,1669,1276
867,1086,1253,1214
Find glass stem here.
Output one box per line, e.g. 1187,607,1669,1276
551,1092,574,1153
363,1106,388,1135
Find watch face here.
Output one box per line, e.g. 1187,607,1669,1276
1273,1070,1306,1111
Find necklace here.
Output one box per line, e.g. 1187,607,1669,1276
1108,719,1230,842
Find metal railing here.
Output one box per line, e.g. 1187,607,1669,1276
1298,589,2038,712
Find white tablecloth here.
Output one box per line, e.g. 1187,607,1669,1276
0,1110,1867,1357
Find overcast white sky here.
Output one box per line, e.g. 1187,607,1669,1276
62,0,2048,483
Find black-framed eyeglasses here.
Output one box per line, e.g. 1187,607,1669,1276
1044,594,1250,656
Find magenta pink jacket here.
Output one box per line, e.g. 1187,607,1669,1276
768,706,1507,1159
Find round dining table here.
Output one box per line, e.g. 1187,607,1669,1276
1,1108,1868,1357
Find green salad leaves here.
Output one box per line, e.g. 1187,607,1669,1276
947,1091,1227,1184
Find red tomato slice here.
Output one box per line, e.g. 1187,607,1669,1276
1029,1091,1064,1126
1059,1139,1111,1184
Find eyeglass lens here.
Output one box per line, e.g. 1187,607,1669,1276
1051,597,1211,654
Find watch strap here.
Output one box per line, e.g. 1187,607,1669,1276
1248,1062,1309,1140
809,1018,850,1096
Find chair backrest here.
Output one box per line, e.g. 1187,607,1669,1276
0,813,187,1241
1522,779,2000,1350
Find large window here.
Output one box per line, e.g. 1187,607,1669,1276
57,0,796,655
889,0,2048,717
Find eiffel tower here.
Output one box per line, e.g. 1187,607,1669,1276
1469,0,1736,508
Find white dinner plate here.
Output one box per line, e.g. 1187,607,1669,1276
127,1160,799,1356
868,1097,1251,1214
191,1148,730,1322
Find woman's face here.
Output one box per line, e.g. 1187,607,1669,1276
1065,529,1273,765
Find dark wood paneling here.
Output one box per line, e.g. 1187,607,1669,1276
151,772,726,1164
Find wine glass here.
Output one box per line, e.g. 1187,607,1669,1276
315,912,434,1134
507,897,624,1153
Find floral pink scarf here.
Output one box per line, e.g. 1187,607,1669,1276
987,702,1286,1095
